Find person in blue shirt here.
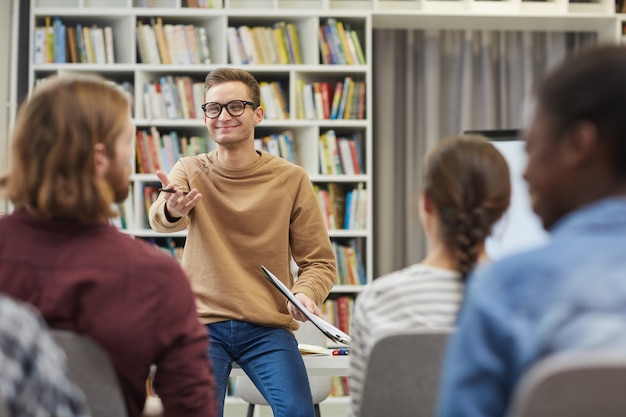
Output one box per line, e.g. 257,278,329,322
436,44,626,417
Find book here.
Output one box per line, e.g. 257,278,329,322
329,81,343,120
349,27,366,65
153,17,171,64
90,26,106,64
226,26,244,65
260,265,351,345
335,20,354,65
136,21,149,64
82,25,94,63
66,26,78,63
319,81,331,120
337,76,352,120
104,26,115,64
318,26,331,65
53,17,66,63
33,27,46,64
196,26,211,64
45,16,54,63
286,22,302,64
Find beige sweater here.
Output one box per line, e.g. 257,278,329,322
149,150,337,331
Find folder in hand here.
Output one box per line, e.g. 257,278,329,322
260,265,351,345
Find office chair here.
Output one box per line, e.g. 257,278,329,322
50,329,129,417
235,321,332,417
506,350,626,417
358,327,454,417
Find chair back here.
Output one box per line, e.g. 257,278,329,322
359,327,453,417
50,329,128,417
506,351,626,417
235,321,332,405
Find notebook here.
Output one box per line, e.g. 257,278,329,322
260,265,351,345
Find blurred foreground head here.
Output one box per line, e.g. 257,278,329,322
1,75,134,222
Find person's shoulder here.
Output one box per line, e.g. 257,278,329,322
468,245,560,311
262,151,306,174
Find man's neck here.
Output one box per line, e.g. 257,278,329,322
216,145,260,169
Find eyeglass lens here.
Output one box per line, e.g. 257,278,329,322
203,100,249,118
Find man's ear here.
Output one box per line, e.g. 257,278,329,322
254,105,264,126
562,120,599,169
94,143,109,176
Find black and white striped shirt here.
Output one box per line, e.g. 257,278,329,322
349,264,464,417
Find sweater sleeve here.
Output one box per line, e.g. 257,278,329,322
288,173,337,306
148,160,191,233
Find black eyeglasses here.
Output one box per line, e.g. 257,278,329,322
201,100,258,119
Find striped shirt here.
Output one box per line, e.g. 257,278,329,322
349,264,464,417
0,295,90,417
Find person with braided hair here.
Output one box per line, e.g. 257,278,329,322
348,134,511,417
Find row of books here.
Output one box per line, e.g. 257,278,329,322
137,18,211,65
34,17,114,64
259,81,289,120
133,0,221,7
315,183,368,231
227,22,302,65
112,193,134,231
297,77,366,121
144,75,364,122
321,295,354,335
319,18,366,66
254,131,296,164
143,185,161,229
136,127,209,174
319,130,364,175
142,76,205,120
185,0,220,7
332,239,367,286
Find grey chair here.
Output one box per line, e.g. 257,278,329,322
50,329,129,417
506,351,626,417
235,321,332,417
358,327,454,417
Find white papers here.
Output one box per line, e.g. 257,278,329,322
260,265,351,345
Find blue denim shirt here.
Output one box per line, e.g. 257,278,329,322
436,197,626,417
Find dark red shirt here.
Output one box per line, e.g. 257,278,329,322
0,208,216,417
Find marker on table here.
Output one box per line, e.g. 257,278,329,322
157,188,189,195
332,348,349,356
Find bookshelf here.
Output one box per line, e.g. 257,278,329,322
23,0,623,415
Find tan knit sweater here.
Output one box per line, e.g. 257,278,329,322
149,150,337,331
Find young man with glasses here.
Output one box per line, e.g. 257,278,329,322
149,67,337,417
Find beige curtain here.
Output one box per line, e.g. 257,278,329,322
372,30,596,277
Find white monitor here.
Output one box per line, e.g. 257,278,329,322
466,130,550,260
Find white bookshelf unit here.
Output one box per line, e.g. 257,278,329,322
25,0,623,415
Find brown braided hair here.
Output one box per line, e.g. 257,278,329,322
423,134,511,278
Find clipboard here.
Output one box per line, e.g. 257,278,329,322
260,265,351,345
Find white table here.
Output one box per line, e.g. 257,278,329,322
231,350,350,377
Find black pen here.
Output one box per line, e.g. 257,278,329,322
157,188,189,195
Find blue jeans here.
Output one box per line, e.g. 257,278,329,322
207,320,314,417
